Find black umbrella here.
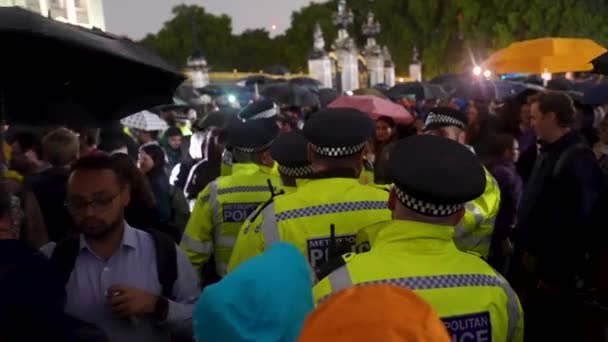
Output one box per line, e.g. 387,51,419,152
387,82,449,101
261,83,320,108
263,65,290,76
288,77,322,93
0,7,184,126
452,80,527,102
237,75,276,89
582,83,608,105
319,88,338,108
591,52,608,75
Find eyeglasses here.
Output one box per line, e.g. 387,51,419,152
65,193,120,213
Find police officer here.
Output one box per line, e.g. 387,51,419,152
227,108,392,273
270,130,314,194
314,135,523,342
220,100,281,177
181,115,281,277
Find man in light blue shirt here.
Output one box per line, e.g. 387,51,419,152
56,153,199,342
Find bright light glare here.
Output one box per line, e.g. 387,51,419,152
398,77,405,83
228,95,237,103
271,24,277,31
473,66,482,76
483,70,492,78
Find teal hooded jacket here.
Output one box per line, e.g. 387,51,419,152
193,242,314,342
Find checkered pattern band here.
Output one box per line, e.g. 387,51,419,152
276,201,387,222
361,273,502,290
394,186,462,217
200,185,272,202
312,141,367,157
248,106,279,121
278,164,313,178
233,139,275,153
424,113,466,130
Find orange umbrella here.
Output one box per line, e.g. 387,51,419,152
482,38,607,74
298,285,450,342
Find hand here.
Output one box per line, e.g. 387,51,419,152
106,284,159,319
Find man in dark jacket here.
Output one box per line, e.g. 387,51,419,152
512,91,604,341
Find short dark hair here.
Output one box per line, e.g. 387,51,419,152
0,181,11,219
9,131,42,156
529,91,575,127
70,152,126,186
487,134,515,159
76,128,100,147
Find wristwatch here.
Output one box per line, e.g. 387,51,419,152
152,297,169,321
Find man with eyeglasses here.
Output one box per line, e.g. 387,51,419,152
49,153,199,342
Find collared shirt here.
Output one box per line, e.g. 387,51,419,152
63,223,200,342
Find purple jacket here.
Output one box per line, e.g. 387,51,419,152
487,159,523,245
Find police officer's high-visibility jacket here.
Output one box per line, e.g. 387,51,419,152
279,178,311,195
181,163,280,276
358,158,375,185
227,172,392,273
356,168,500,258
314,220,523,342
455,168,500,257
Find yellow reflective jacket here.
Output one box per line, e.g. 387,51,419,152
358,158,375,185
180,163,280,276
228,177,391,273
314,220,523,342
356,168,500,258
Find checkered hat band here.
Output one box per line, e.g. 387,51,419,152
248,107,278,121
278,164,313,178
233,139,275,153
394,186,462,217
425,113,466,130
312,141,367,157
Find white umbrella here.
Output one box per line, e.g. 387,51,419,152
120,110,168,132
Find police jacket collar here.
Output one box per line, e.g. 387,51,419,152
232,163,273,175
310,167,358,179
373,220,458,254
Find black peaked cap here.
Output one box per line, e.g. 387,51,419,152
238,100,279,121
227,117,279,153
388,135,485,216
271,131,313,177
303,108,374,157
423,106,469,131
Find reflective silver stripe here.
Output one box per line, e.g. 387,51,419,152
276,201,387,222
493,270,520,342
181,235,213,254
456,234,492,250
200,194,210,203
209,181,221,248
217,185,271,195
260,203,280,248
455,204,483,239
217,235,236,248
327,265,352,294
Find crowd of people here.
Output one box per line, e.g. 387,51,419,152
1,79,608,342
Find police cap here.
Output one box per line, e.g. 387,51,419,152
237,100,279,122
303,108,373,158
423,107,468,132
388,135,485,217
227,118,279,153
270,131,313,178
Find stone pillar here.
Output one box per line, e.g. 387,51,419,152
332,0,358,93
308,23,333,89
362,12,383,87
383,46,396,87
187,52,209,89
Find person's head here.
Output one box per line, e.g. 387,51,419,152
387,135,485,226
423,107,468,145
42,128,79,167
303,108,374,175
66,153,129,240
9,131,43,174
271,131,313,187
529,91,575,143
111,153,156,209
139,144,167,175
75,128,99,157
135,129,158,145
520,102,532,127
165,126,183,150
375,116,395,143
488,134,519,163
228,117,278,168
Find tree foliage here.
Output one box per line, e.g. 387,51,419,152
140,1,608,78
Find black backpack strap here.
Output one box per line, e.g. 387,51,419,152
148,230,178,299
50,237,81,288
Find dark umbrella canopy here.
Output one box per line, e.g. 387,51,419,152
453,80,527,102
582,83,608,105
591,52,608,75
0,7,185,126
263,65,290,76
319,88,338,108
388,82,449,101
261,83,320,108
289,77,322,93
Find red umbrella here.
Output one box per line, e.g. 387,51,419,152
328,95,414,125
